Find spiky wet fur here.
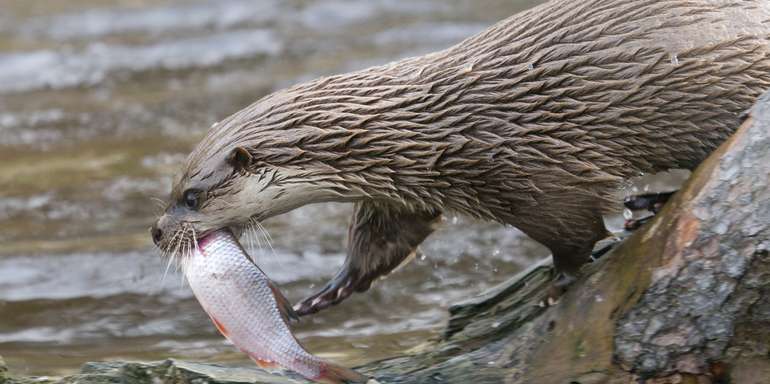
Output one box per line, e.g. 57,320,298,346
157,0,770,274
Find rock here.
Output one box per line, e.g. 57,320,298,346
4,94,769,383
1,355,7,382
609,89,770,383
2,360,312,384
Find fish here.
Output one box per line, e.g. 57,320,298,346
182,228,368,384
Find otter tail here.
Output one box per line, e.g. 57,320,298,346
315,362,369,384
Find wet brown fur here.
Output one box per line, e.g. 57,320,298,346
156,0,770,314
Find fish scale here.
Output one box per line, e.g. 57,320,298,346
182,229,367,384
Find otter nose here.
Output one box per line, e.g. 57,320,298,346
151,225,163,245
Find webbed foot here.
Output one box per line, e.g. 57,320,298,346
293,267,374,316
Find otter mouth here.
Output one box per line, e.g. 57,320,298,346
195,225,247,249
157,220,255,261
195,230,218,249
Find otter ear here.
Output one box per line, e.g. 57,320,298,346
226,146,253,171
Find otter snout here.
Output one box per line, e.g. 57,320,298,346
151,207,225,254
150,224,163,245
151,213,180,250
151,214,170,247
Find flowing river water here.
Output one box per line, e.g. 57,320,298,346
0,0,685,376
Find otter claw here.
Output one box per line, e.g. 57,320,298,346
294,285,342,316
294,273,368,316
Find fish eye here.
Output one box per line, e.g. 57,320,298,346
183,189,202,210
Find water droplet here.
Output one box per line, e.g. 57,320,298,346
623,208,633,220
670,54,679,65
451,216,459,225
420,254,427,261
491,322,500,328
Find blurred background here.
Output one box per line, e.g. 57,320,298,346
1,0,675,377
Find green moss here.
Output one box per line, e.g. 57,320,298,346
1,355,7,383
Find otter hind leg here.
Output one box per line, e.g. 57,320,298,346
520,205,612,305
510,198,612,279
293,201,440,316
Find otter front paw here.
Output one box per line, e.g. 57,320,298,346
293,269,373,316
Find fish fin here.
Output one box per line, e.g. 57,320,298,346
268,280,300,324
250,356,278,369
210,315,230,338
316,363,368,384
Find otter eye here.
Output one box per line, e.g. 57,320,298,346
183,189,202,210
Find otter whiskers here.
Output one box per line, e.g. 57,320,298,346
160,223,197,283
160,229,183,282
243,217,276,262
254,219,276,258
243,219,263,257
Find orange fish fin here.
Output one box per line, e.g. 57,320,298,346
268,280,300,324
250,356,278,369
316,363,368,384
210,315,229,338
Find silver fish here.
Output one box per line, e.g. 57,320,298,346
183,229,367,384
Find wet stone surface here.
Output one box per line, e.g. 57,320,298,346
2,359,309,384
613,90,770,377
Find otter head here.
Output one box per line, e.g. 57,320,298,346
150,94,373,255
153,142,337,255
152,145,239,252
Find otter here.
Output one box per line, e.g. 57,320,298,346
152,0,770,316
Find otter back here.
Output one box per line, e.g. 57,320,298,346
165,0,770,314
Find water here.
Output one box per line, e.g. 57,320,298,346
0,0,687,377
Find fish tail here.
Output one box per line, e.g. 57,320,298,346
315,362,368,384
